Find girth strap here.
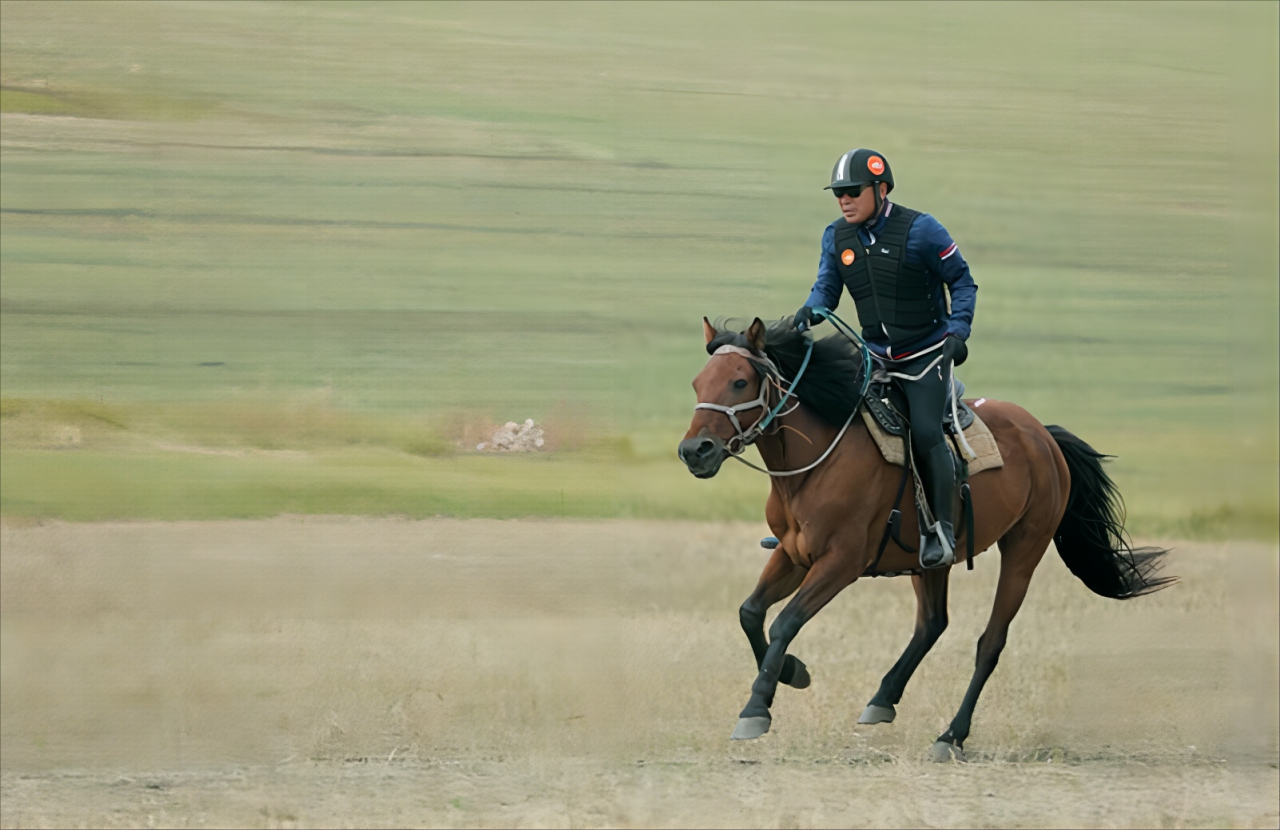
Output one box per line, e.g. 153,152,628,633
866,460,916,577
962,483,975,571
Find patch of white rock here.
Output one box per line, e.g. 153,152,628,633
476,419,545,452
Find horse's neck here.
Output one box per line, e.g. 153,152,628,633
757,404,879,509
754,403,842,480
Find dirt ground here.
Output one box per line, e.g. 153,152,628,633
2,518,1277,828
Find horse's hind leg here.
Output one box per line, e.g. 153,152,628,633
861,568,950,724
740,547,809,688
930,526,1051,761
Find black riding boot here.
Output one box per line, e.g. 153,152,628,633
918,442,958,569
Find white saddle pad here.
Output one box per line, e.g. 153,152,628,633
861,405,1004,475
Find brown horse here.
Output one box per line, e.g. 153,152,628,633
678,316,1173,761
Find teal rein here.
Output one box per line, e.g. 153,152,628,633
812,305,873,403
753,305,870,436
713,308,874,477
755,336,813,434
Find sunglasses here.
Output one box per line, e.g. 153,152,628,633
832,184,869,199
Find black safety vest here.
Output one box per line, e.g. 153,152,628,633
833,204,941,347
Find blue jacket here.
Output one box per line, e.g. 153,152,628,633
805,201,977,357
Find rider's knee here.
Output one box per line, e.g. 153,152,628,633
912,427,946,456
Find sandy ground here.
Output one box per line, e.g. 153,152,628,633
1,518,1277,828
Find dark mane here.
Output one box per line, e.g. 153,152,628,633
707,316,866,426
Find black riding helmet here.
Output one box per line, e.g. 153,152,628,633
825,148,894,219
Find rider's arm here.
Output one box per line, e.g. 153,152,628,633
913,214,977,340
803,222,843,312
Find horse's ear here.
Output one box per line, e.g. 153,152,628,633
703,317,716,345
746,318,766,353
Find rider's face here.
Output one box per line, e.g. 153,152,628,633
837,182,888,225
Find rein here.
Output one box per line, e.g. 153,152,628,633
696,307,871,478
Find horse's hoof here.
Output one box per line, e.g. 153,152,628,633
928,740,965,763
730,716,771,740
783,656,811,689
858,704,896,725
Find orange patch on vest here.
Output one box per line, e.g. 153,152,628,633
867,155,885,176
841,249,856,266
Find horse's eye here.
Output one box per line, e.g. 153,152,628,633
733,379,748,390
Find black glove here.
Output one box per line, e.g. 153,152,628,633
794,306,823,332
942,334,968,367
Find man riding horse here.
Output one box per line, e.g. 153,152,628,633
679,151,1170,753
794,148,976,569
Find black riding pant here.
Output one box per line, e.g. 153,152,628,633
887,351,949,458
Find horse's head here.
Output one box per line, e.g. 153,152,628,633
678,317,771,478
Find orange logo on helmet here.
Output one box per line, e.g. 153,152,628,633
841,249,856,266
867,155,885,176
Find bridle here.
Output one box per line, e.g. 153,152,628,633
690,310,872,477
693,344,804,455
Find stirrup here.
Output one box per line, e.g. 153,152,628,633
919,520,955,569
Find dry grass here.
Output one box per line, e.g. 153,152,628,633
1,518,1277,828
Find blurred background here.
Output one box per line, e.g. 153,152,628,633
2,1,1276,536
2,8,1277,823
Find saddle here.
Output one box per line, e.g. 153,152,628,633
860,380,1003,477
863,377,974,438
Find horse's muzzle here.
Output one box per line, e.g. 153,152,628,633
678,435,727,478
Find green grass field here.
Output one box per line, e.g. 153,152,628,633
1,1,1276,535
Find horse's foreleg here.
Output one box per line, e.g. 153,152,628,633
739,547,808,685
861,568,950,724
931,529,1049,761
732,554,854,740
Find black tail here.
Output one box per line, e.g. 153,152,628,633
1047,425,1176,599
